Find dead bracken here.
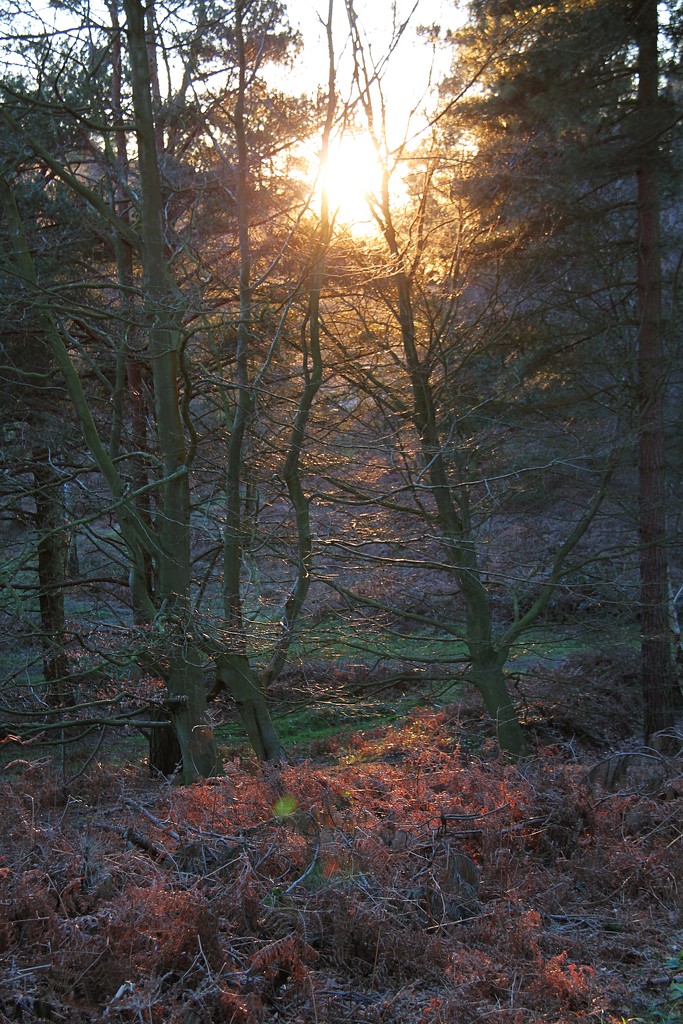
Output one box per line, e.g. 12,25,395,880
0,709,681,1023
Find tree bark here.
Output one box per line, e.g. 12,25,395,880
124,0,219,781
33,450,73,708
634,0,677,741
468,644,522,755
217,653,284,761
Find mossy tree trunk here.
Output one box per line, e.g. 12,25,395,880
216,653,284,761
124,0,219,782
376,226,528,756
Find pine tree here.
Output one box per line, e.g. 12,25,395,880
443,0,683,739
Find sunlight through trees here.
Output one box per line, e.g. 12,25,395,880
0,0,681,777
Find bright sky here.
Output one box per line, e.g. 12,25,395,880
278,0,465,228
282,0,464,145
3,0,464,230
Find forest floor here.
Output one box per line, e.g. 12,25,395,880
0,663,682,1024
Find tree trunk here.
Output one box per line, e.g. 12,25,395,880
124,0,219,779
217,653,284,761
468,644,525,757
390,256,527,756
149,719,183,776
110,0,166,764
634,0,677,741
211,2,288,761
167,645,220,780
33,450,73,707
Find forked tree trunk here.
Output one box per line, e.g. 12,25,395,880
217,653,284,761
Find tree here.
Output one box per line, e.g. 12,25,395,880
0,0,340,778
443,0,683,741
634,0,680,739
302,1,624,757
0,187,73,710
209,0,336,759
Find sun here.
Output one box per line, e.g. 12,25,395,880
302,130,410,235
319,132,383,232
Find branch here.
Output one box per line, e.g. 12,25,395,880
0,105,140,250
501,459,618,647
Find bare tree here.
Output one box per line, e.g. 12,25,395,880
313,1,619,756
0,0,339,777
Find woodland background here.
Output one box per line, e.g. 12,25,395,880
0,0,682,1020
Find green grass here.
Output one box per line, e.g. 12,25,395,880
228,616,639,753
618,948,683,1024
0,603,641,765
288,614,637,668
216,683,436,753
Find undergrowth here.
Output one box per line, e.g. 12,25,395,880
0,706,681,1023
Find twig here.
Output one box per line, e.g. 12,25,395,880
440,802,509,828
99,821,176,867
62,725,108,789
123,798,181,841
